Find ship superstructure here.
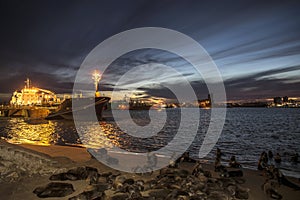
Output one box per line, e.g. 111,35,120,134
10,78,60,106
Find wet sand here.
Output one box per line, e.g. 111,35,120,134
1,140,300,200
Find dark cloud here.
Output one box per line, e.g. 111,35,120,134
223,65,300,99
0,0,299,101
134,65,300,100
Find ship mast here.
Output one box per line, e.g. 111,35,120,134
25,78,30,89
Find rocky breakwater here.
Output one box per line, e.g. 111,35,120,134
32,163,250,200
0,140,64,183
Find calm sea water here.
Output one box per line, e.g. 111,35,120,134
0,108,299,178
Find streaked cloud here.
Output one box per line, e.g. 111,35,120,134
0,0,299,101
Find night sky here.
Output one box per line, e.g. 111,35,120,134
0,0,300,101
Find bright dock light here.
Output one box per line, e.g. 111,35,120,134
92,70,102,92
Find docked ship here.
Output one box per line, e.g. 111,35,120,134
1,71,110,120
45,71,110,121
0,78,60,119
10,78,60,106
45,96,110,120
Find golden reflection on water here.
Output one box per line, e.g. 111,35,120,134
3,118,124,149
6,118,58,146
77,121,117,149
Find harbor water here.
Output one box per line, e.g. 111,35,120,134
0,107,299,178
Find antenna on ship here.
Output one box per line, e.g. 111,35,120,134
25,78,30,89
92,70,102,97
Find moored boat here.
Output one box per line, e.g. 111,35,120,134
45,96,110,120
0,78,60,119
45,70,110,121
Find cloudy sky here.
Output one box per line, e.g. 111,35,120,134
0,0,299,101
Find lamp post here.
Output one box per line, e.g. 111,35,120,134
92,70,102,97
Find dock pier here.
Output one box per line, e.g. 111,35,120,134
0,105,55,119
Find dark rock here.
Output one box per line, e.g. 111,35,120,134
235,189,249,199
68,190,104,200
226,185,236,196
192,164,204,176
166,190,178,199
207,191,230,200
141,197,155,200
87,170,100,185
177,195,189,200
108,192,128,200
218,178,237,187
169,184,181,190
146,189,170,198
33,182,75,198
226,185,248,199
176,169,190,178
50,173,78,181
123,178,135,185
114,175,126,185
145,180,157,189
69,166,98,180
94,183,109,192
100,172,113,177
203,170,212,178
134,180,145,191
189,193,207,200
50,166,99,181
166,189,190,199
128,189,142,199
177,190,189,196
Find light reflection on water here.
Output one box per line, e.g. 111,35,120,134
0,118,79,146
75,121,115,149
3,118,57,145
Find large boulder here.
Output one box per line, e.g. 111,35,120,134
33,182,75,198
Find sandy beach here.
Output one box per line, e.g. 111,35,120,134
1,140,300,200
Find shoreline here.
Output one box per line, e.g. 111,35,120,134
1,139,300,199
19,142,300,178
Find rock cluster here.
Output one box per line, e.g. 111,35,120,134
0,144,63,182
138,167,249,200
33,164,250,200
261,165,300,199
34,166,108,199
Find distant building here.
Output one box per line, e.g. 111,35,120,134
129,97,152,110
271,96,300,107
198,94,212,108
273,97,282,105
